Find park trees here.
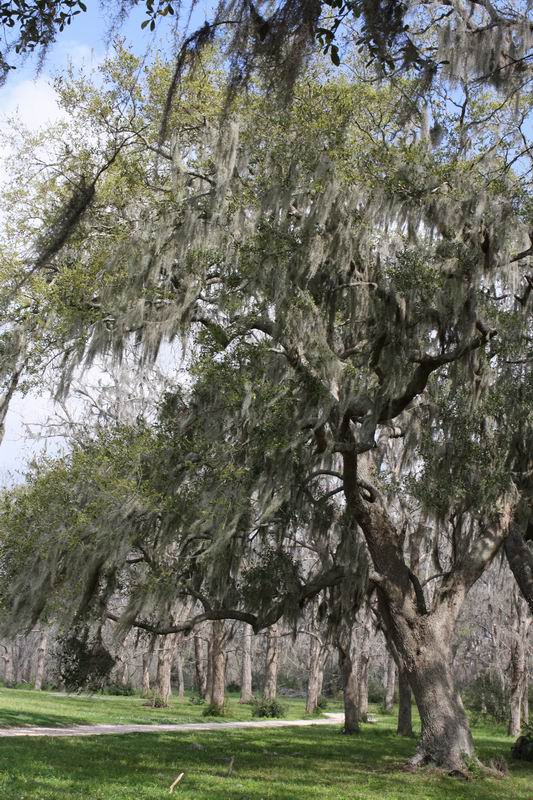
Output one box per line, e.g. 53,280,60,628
0,31,532,771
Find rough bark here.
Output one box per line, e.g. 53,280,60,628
205,638,213,702
397,666,413,736
263,623,279,701
141,651,151,696
210,620,226,711
194,633,208,698
156,633,176,705
176,650,185,699
384,652,396,713
505,526,533,614
2,645,14,687
358,606,372,720
240,624,253,703
338,635,360,734
523,674,529,725
306,633,322,713
508,588,531,736
342,447,500,769
34,630,48,691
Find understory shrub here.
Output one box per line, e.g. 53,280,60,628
511,723,533,761
189,692,205,705
463,671,508,723
251,698,286,718
202,702,228,717
102,682,135,696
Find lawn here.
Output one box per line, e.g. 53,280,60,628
0,687,331,727
0,690,530,799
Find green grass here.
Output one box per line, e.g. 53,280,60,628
0,714,531,799
0,687,335,727
0,690,530,799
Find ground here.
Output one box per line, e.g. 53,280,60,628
0,689,531,799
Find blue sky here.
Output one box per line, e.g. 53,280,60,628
0,2,214,483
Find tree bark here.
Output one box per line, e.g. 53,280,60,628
523,672,529,725
176,650,185,699
194,633,208,698
358,606,372,721
306,633,322,713
397,666,413,736
338,636,360,734
505,525,533,614
156,633,176,705
263,623,279,701
508,588,531,736
210,620,226,711
2,645,14,687
341,444,513,769
240,624,253,703
34,630,48,691
384,652,396,713
141,651,151,696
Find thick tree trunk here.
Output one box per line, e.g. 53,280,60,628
194,633,208,698
338,641,359,734
505,526,533,614
263,623,279,701
141,651,151,696
34,630,48,691
397,612,475,768
306,634,322,713
240,625,253,703
156,634,175,706
397,667,413,736
384,652,396,713
210,620,226,711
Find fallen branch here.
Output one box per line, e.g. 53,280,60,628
169,772,184,792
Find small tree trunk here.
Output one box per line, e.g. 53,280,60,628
338,641,359,734
210,620,226,711
34,630,48,691
523,673,529,725
306,634,322,714
240,625,253,703
176,651,185,699
358,607,372,720
193,633,208,698
156,634,175,706
141,651,151,696
397,667,413,736
2,645,14,687
383,652,396,713
263,623,279,701
205,639,213,703
508,590,530,737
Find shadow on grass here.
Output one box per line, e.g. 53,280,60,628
0,725,530,800
0,709,91,728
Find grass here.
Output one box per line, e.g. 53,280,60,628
0,689,530,799
0,687,332,728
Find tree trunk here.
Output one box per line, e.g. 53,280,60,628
384,652,396,713
306,633,322,714
141,651,151,696
34,630,48,691
358,607,372,721
176,650,185,699
156,634,175,706
338,640,359,734
263,623,279,701
505,525,533,614
240,624,253,703
2,645,14,687
397,667,413,736
210,620,226,712
194,633,208,698
523,672,529,725
508,590,530,736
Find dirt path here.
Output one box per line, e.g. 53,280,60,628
0,712,344,738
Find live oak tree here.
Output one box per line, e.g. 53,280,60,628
1,29,533,772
